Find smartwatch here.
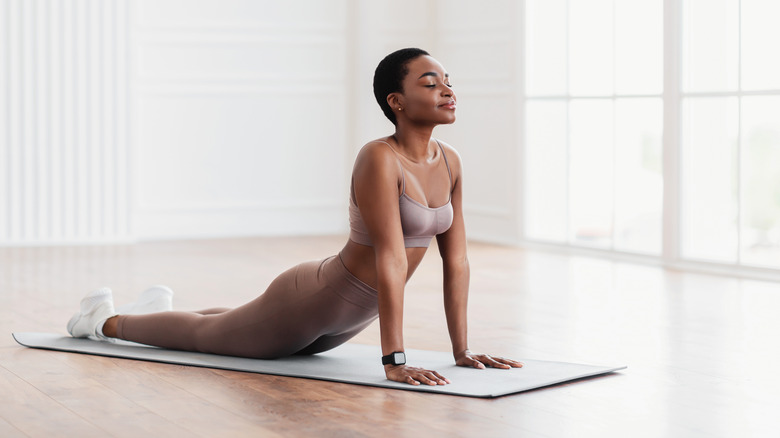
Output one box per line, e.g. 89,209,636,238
381,351,406,366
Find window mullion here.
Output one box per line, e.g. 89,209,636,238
736,0,742,265
662,0,682,264
611,0,617,251
565,0,571,244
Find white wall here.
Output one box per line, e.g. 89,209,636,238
0,0,522,245
130,0,350,239
434,0,524,244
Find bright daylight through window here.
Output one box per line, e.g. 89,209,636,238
524,0,780,271
524,0,663,255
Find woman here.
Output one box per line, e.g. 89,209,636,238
67,48,522,386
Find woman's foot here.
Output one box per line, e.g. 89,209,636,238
116,285,174,315
67,287,117,339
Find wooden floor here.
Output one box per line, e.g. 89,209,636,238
1,236,779,437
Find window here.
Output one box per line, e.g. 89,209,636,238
524,0,664,255
681,0,780,268
524,0,780,272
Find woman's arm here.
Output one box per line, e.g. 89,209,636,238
435,143,523,370
435,145,470,358
352,143,407,354
353,143,449,385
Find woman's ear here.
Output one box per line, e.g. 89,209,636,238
387,93,404,112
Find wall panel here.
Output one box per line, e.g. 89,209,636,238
0,0,131,245
130,0,349,239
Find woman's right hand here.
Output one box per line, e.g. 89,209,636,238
385,364,451,386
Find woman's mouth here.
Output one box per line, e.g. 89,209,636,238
439,101,457,110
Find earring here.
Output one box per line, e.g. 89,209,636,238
398,107,402,111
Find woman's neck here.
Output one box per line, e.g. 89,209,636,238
391,125,435,162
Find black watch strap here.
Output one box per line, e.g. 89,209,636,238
381,351,406,366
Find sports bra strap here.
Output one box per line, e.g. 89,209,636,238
434,139,453,199
375,140,406,195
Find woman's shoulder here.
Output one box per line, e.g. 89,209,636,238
360,137,395,152
435,138,460,158
352,138,402,176
435,138,463,172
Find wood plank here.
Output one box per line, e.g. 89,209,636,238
0,413,26,438
0,364,103,437
24,349,282,438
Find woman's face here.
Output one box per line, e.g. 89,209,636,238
394,55,456,126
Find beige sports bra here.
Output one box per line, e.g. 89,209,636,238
349,140,454,248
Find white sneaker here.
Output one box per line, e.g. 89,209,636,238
116,285,174,315
67,287,116,339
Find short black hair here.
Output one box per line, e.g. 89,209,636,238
373,48,430,125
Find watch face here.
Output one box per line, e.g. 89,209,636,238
393,352,406,364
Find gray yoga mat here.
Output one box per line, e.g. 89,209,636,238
13,332,625,398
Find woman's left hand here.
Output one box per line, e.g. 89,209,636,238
455,350,524,370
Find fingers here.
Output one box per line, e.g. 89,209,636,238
469,357,486,369
496,357,524,368
391,366,449,386
455,355,485,369
417,374,439,386
459,353,524,370
431,370,452,384
415,369,448,386
480,355,512,369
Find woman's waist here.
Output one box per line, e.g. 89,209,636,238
339,241,427,289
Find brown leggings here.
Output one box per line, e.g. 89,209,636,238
115,254,379,359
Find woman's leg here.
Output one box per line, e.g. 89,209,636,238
105,258,370,358
103,256,378,359
108,264,305,357
294,317,376,355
